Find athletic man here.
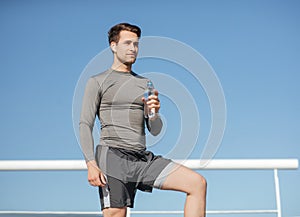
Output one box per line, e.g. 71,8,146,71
79,23,207,217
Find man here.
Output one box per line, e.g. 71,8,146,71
79,23,207,217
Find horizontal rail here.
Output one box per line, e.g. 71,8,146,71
176,159,299,170
0,159,298,171
127,209,278,214
0,209,278,215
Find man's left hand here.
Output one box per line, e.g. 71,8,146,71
142,89,160,113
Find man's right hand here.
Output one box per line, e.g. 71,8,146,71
86,160,107,187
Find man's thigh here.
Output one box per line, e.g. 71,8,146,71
102,207,127,217
160,164,205,193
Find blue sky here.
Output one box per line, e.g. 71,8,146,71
0,0,299,216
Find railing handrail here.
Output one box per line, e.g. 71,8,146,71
0,159,298,171
0,209,280,215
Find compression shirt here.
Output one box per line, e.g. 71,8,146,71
79,69,163,162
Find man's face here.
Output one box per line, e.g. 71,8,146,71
111,30,139,65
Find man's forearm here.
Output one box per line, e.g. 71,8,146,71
79,122,96,162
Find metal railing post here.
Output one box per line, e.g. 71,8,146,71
126,207,131,217
274,169,282,217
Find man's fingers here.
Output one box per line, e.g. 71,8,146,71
147,98,160,104
87,162,106,187
89,176,105,187
89,177,100,186
147,97,160,108
143,89,160,112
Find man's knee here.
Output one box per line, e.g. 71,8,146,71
191,173,207,194
102,207,127,217
199,174,207,188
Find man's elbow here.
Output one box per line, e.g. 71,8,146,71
149,117,163,136
150,128,161,136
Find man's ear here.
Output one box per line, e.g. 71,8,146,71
110,42,117,53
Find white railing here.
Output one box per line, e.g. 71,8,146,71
0,159,298,217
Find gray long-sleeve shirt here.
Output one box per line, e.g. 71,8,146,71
79,69,163,162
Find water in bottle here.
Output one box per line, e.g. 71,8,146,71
144,80,155,119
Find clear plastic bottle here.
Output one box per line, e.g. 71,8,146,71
144,80,155,120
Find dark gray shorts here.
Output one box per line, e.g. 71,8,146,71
95,145,175,209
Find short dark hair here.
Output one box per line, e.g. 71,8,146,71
108,23,141,44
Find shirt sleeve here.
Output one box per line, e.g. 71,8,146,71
79,77,101,162
147,114,163,136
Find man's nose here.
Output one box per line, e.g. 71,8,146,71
129,43,135,50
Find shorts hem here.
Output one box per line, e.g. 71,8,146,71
153,161,176,189
101,203,133,210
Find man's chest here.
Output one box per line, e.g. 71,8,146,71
101,79,145,107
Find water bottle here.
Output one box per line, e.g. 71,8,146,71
144,80,155,119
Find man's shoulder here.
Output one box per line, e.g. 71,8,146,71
87,69,114,87
83,70,110,91
91,69,111,80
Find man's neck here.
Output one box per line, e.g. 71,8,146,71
111,62,132,73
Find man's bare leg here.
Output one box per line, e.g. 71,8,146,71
102,207,127,217
161,164,207,217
